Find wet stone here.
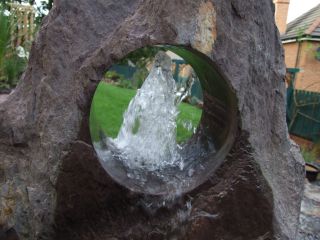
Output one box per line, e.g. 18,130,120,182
0,0,305,239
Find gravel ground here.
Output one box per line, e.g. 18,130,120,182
298,180,320,240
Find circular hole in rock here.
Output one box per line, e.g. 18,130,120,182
90,45,238,195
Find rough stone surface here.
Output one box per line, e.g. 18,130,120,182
298,180,320,240
0,0,305,239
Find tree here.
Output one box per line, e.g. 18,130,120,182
33,0,53,24
0,0,53,24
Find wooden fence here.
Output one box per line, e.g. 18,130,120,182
8,3,35,49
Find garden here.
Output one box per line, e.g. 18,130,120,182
0,1,319,239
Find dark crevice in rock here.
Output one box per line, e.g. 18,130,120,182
53,131,275,240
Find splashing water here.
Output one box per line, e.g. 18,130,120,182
93,51,218,195
109,51,183,171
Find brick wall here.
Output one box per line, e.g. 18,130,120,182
284,42,299,67
284,41,320,92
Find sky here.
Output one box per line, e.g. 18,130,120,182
31,0,319,22
287,0,320,23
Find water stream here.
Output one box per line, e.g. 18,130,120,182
93,51,215,195
111,51,183,171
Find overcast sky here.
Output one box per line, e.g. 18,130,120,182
287,0,320,22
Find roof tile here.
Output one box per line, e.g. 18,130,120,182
282,4,320,40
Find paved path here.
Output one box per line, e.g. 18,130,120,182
299,180,320,240
0,94,9,104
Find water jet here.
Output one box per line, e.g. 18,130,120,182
0,1,305,239
90,47,237,195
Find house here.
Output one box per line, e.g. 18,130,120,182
274,1,320,145
274,2,320,92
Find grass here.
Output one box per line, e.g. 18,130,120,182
89,82,202,143
301,144,320,163
301,148,317,163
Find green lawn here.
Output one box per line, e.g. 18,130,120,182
90,82,202,143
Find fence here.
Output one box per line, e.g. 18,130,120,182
8,3,35,49
287,84,320,142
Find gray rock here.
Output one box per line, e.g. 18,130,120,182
0,0,305,239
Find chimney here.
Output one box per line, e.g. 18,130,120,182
274,0,290,34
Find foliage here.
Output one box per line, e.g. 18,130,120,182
118,46,161,68
301,143,320,163
105,68,147,90
107,46,171,89
0,54,26,89
131,67,148,89
0,0,52,24
105,70,134,89
301,148,317,163
0,5,27,90
90,82,202,143
118,78,133,89
105,70,121,81
312,141,320,158
33,0,53,24
296,26,320,60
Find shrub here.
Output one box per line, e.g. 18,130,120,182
0,5,27,91
301,143,320,163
